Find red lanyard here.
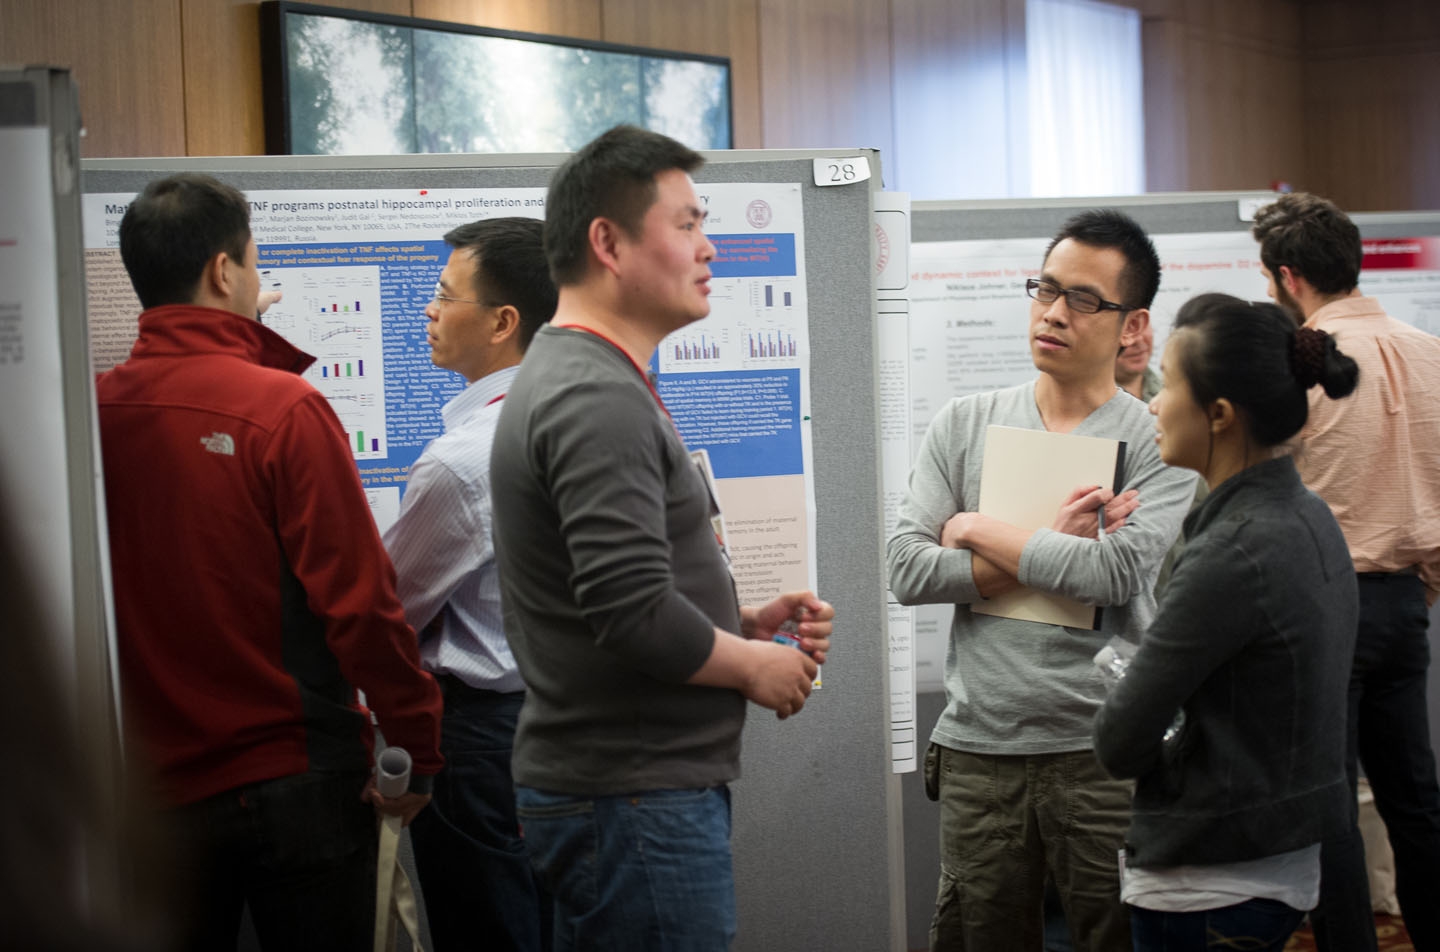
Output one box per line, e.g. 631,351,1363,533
553,323,673,424
484,393,506,408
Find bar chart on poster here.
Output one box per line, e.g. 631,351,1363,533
666,330,723,363
262,264,388,459
741,326,799,359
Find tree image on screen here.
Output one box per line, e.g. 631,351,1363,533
282,10,730,155
287,15,416,155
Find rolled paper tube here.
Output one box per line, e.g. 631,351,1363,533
375,747,412,799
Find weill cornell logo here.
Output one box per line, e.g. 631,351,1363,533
745,199,772,229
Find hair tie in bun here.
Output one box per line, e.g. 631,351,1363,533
1291,327,1328,389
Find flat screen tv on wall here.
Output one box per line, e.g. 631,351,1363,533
261,1,733,155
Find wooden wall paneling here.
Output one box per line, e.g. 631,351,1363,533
726,0,763,149
756,0,895,157
1243,36,1306,189
1140,1,1304,193
1303,0,1440,53
1302,0,1440,211
600,0,762,148
183,0,264,156
1135,0,1179,18
0,0,188,157
413,0,603,39
1172,0,1290,36
1141,16,1189,191
182,0,412,157
1304,49,1440,212
1404,52,1440,210
1300,65,1374,210
1182,25,1225,188
1191,33,1304,191
889,0,1017,199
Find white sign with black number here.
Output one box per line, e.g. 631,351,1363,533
813,156,871,187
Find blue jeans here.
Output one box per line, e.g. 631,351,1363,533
409,684,550,952
1313,573,1440,952
514,785,736,952
166,769,376,952
1130,898,1304,951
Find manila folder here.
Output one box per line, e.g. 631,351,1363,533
971,424,1125,630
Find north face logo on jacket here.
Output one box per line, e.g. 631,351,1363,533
200,432,235,456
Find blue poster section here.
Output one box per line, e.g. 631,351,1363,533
257,239,458,495
252,232,805,491
658,369,801,479
652,231,803,480
709,233,797,277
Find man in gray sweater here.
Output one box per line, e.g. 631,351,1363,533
888,211,1195,952
490,125,834,950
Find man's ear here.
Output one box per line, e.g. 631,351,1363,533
588,217,624,278
195,251,231,306
1278,265,1303,297
491,304,521,346
1119,308,1150,348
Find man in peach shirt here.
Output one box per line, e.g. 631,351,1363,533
1254,192,1440,952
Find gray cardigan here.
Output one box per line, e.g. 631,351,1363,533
1093,455,1357,867
491,326,745,795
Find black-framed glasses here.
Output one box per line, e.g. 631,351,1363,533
431,280,489,306
1025,278,1132,315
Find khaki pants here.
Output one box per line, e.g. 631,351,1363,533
926,744,1132,952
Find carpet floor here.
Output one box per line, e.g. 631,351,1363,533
1285,914,1413,951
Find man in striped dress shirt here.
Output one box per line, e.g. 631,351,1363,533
383,216,557,952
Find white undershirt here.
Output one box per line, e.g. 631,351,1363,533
1121,844,1321,913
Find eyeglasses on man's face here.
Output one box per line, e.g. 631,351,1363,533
1025,278,1132,315
431,280,489,307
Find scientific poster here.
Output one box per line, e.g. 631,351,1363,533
656,182,817,607
83,180,818,611
874,192,917,771
1359,236,1440,335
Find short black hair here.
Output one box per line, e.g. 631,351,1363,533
119,173,251,310
1171,292,1358,447
1044,209,1162,310
1251,192,1363,295
443,217,556,352
544,124,704,287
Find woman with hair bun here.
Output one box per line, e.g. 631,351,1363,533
1093,292,1361,951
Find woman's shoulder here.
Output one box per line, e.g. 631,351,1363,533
1192,477,1349,581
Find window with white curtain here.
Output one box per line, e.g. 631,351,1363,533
1026,0,1145,196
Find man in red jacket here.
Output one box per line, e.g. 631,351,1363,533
97,173,443,951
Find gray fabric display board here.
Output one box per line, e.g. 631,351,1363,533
900,193,1440,950
83,149,901,952
912,190,1279,242
0,66,122,798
